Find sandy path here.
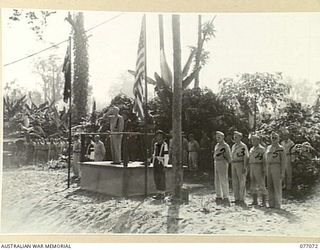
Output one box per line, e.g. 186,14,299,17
1,167,320,236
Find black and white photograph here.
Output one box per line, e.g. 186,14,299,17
1,7,320,237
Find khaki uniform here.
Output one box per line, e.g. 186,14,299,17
213,142,231,199
265,144,287,209
110,115,124,163
72,140,81,178
281,139,295,190
231,142,249,202
188,139,200,171
94,141,106,161
249,145,267,195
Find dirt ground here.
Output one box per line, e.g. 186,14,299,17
1,166,320,236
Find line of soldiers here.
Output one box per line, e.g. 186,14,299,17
213,130,292,209
14,137,69,166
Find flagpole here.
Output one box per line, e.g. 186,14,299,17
159,14,164,51
143,14,148,197
67,34,72,189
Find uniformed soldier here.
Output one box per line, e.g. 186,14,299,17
249,134,267,206
152,130,169,200
93,135,106,162
101,106,124,164
48,138,56,161
43,139,49,163
182,133,189,167
231,131,249,207
72,134,81,179
200,131,212,174
281,129,295,190
188,134,200,174
213,131,232,206
265,131,287,209
85,136,95,161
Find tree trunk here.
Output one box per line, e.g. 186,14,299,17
172,15,183,200
194,15,202,88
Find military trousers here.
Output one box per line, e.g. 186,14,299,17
214,160,229,199
153,159,166,191
267,163,282,209
188,152,198,171
232,162,247,201
72,153,81,178
111,134,122,163
250,163,267,195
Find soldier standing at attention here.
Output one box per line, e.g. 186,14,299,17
152,130,169,200
100,106,124,164
265,131,287,209
72,134,81,179
213,131,232,206
249,134,267,206
231,131,249,207
93,135,106,162
188,134,200,174
200,131,212,174
281,129,295,190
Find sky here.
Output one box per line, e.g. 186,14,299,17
2,9,320,110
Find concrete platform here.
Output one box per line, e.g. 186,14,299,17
80,161,181,197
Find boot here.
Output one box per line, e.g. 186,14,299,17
239,200,247,208
261,194,267,207
215,197,223,205
251,194,258,206
223,198,231,207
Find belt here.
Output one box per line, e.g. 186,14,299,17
250,162,263,165
215,159,227,162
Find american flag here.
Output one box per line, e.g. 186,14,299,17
62,44,71,103
133,15,146,120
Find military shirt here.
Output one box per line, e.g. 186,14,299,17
188,140,200,152
249,144,265,164
281,139,295,156
214,142,231,163
231,142,249,163
153,141,169,166
265,144,287,175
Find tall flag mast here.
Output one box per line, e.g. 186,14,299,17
62,32,73,188
133,14,148,196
